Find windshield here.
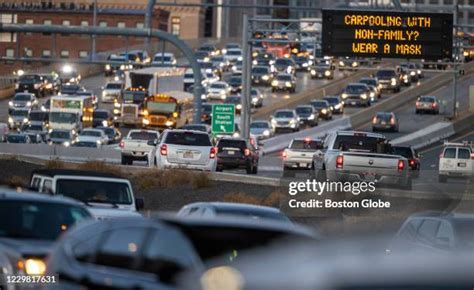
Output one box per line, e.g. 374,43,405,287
250,122,269,129
56,179,133,205
376,113,393,121
419,96,435,102
124,91,147,103
19,75,40,83
93,111,108,119
324,98,339,105
211,56,224,62
105,83,122,90
50,131,71,139
290,140,323,150
50,112,77,124
311,101,328,108
277,75,291,81
227,50,241,56
214,208,290,223
275,111,294,118
229,78,241,84
153,56,172,62
0,200,90,241
26,125,43,132
275,59,291,66
29,112,48,121
252,67,268,73
184,73,194,78
61,85,80,92
345,85,367,94
376,70,396,77
360,79,377,86
14,94,32,101
6,135,27,143
11,110,29,117
211,83,226,89
129,131,157,141
296,107,313,114
165,132,212,146
80,130,101,137
99,128,115,137
147,102,177,114
226,97,241,103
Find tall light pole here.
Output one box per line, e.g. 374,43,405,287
91,0,97,60
241,14,252,139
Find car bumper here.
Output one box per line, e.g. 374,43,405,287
439,171,472,178
329,170,407,186
284,160,312,170
373,124,396,131
122,151,149,160
217,157,249,168
158,157,217,171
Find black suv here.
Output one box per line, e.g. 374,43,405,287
15,74,45,97
216,138,259,174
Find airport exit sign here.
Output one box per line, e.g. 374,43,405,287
211,104,235,134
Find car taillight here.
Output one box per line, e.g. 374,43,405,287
416,101,421,107
432,102,438,108
119,141,125,148
160,144,167,156
336,155,344,169
209,147,216,159
471,153,474,160
390,117,396,125
409,159,415,167
372,117,377,124
244,148,250,156
398,159,405,172
282,150,288,159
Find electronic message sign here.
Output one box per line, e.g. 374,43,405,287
322,9,453,60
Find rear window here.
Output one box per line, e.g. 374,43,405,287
165,132,211,146
443,148,456,159
217,139,246,150
129,131,158,141
290,140,323,150
458,148,471,159
333,135,387,153
391,147,413,158
419,96,435,102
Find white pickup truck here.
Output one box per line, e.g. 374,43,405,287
29,169,144,219
282,137,323,178
120,129,160,166
311,131,412,190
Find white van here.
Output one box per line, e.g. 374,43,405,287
439,141,473,183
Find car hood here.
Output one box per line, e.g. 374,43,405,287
208,88,224,93
0,238,53,257
250,128,268,134
89,207,142,220
50,137,69,143
103,89,121,94
77,136,101,142
274,117,294,122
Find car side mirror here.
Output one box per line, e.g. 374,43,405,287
135,197,145,211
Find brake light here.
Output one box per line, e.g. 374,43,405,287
244,148,250,156
416,101,421,107
209,147,216,159
336,155,344,169
398,159,405,172
432,102,438,108
282,150,288,159
304,137,311,143
409,159,415,167
160,144,167,156
390,117,396,125
119,141,125,148
471,153,474,160
372,117,377,124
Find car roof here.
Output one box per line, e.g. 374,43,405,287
348,82,368,86
336,131,386,138
0,188,84,206
295,104,313,108
186,202,281,212
31,169,122,179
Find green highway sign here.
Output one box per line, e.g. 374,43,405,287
211,104,235,134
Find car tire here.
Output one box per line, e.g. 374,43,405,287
438,175,447,183
246,162,253,174
415,110,419,114
252,162,258,174
121,156,129,165
216,166,223,172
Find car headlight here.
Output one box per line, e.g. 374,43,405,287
113,108,120,114
310,69,316,75
290,119,296,124
232,132,240,138
339,61,344,66
308,114,315,120
26,101,32,106
252,97,259,103
335,103,342,109
271,119,277,125
221,94,226,100
403,75,408,80
286,67,292,74
321,109,327,114
34,84,40,89
24,258,46,275
120,65,125,70
410,71,416,76
285,82,292,87
232,66,237,72
370,92,375,98
142,119,150,125
302,63,308,67
271,80,278,86
352,61,358,67
201,94,207,100
324,70,331,76
263,129,270,136
114,101,121,108
417,69,421,74
237,56,243,61
22,118,29,123
15,83,19,89
262,75,269,80
342,93,348,99
391,78,397,85
361,93,367,99
8,101,13,106
45,83,53,89
102,120,108,127
252,60,257,65
8,117,13,123
63,141,70,147
105,64,111,70
222,49,227,54
236,104,242,110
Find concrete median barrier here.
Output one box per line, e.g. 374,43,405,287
391,122,455,150
261,117,352,154
0,86,14,100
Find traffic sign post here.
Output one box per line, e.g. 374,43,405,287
211,104,235,134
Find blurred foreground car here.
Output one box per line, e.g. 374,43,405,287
177,202,292,225
46,217,204,289
0,190,91,277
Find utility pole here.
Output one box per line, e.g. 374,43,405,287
91,0,97,61
241,14,251,139
452,0,459,119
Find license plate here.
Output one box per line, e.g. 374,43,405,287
183,151,193,159
299,163,307,167
381,121,386,125
227,150,235,155
351,102,357,105
458,163,466,167
363,173,376,181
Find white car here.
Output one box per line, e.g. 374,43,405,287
224,48,242,63
206,81,231,101
250,120,274,141
101,82,123,103
438,141,473,183
154,129,217,171
202,71,220,87
77,129,109,145
271,109,300,133
151,52,177,67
